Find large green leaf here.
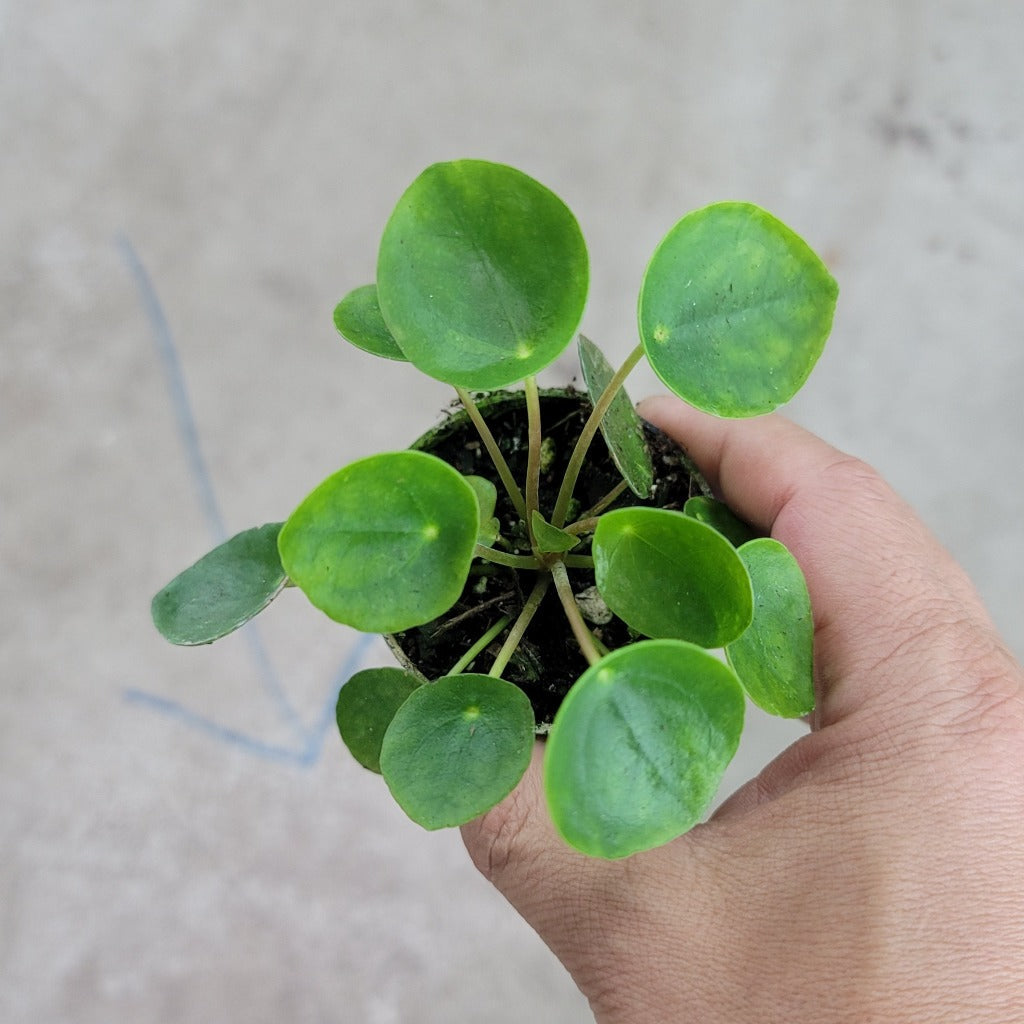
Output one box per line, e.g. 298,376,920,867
726,538,815,717
639,202,838,417
336,667,422,773
151,523,286,645
376,160,588,389
379,673,535,829
578,335,653,498
593,507,753,647
333,284,408,361
544,641,745,858
278,451,479,633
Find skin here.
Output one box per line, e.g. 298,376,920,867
461,396,1024,1023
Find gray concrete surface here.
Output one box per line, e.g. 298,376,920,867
3,2,1022,1021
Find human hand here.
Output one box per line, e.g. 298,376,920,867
461,396,1024,1024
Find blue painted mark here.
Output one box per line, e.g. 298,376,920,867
117,236,226,544
122,632,377,767
120,236,374,765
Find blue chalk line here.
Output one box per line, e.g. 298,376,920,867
119,235,374,765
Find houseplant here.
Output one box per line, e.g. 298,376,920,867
151,159,838,859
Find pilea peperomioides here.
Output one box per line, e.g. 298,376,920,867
152,159,837,859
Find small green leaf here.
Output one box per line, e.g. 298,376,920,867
578,335,654,498
151,523,286,645
464,475,500,545
477,517,501,548
336,667,422,773
593,507,753,647
333,284,408,361
544,641,745,858
380,673,535,829
531,510,580,553
683,496,758,547
377,160,589,389
639,202,838,417
464,475,498,521
278,451,479,633
726,538,815,717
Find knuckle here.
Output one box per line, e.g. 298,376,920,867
818,453,897,514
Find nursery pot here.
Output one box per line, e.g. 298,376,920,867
385,388,711,729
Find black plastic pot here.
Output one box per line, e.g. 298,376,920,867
385,388,710,729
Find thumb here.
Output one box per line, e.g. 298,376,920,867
638,395,1018,732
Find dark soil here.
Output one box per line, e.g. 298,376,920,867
387,389,708,729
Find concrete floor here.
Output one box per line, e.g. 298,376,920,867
3,2,1022,1021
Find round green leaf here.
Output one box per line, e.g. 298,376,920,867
726,538,815,717
376,160,589,389
380,673,535,829
333,284,408,361
151,523,286,645
639,202,838,417
278,451,479,633
336,667,422,773
683,496,758,547
578,334,654,498
544,641,745,858
593,507,753,647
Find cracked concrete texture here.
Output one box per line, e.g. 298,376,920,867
2,2,1022,1021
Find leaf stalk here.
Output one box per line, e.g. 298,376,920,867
448,613,513,676
551,343,645,527
455,386,528,520
524,376,542,548
551,561,602,667
474,545,542,570
490,576,551,678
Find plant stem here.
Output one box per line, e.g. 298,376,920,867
524,376,542,546
563,477,632,536
551,561,602,667
562,554,595,569
490,576,551,678
448,613,512,676
551,343,645,527
580,479,630,520
474,545,542,570
455,386,528,520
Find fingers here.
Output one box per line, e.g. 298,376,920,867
457,396,1024,1023
638,396,1016,730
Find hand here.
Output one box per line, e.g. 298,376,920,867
461,396,1024,1024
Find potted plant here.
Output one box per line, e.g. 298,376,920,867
151,159,838,859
